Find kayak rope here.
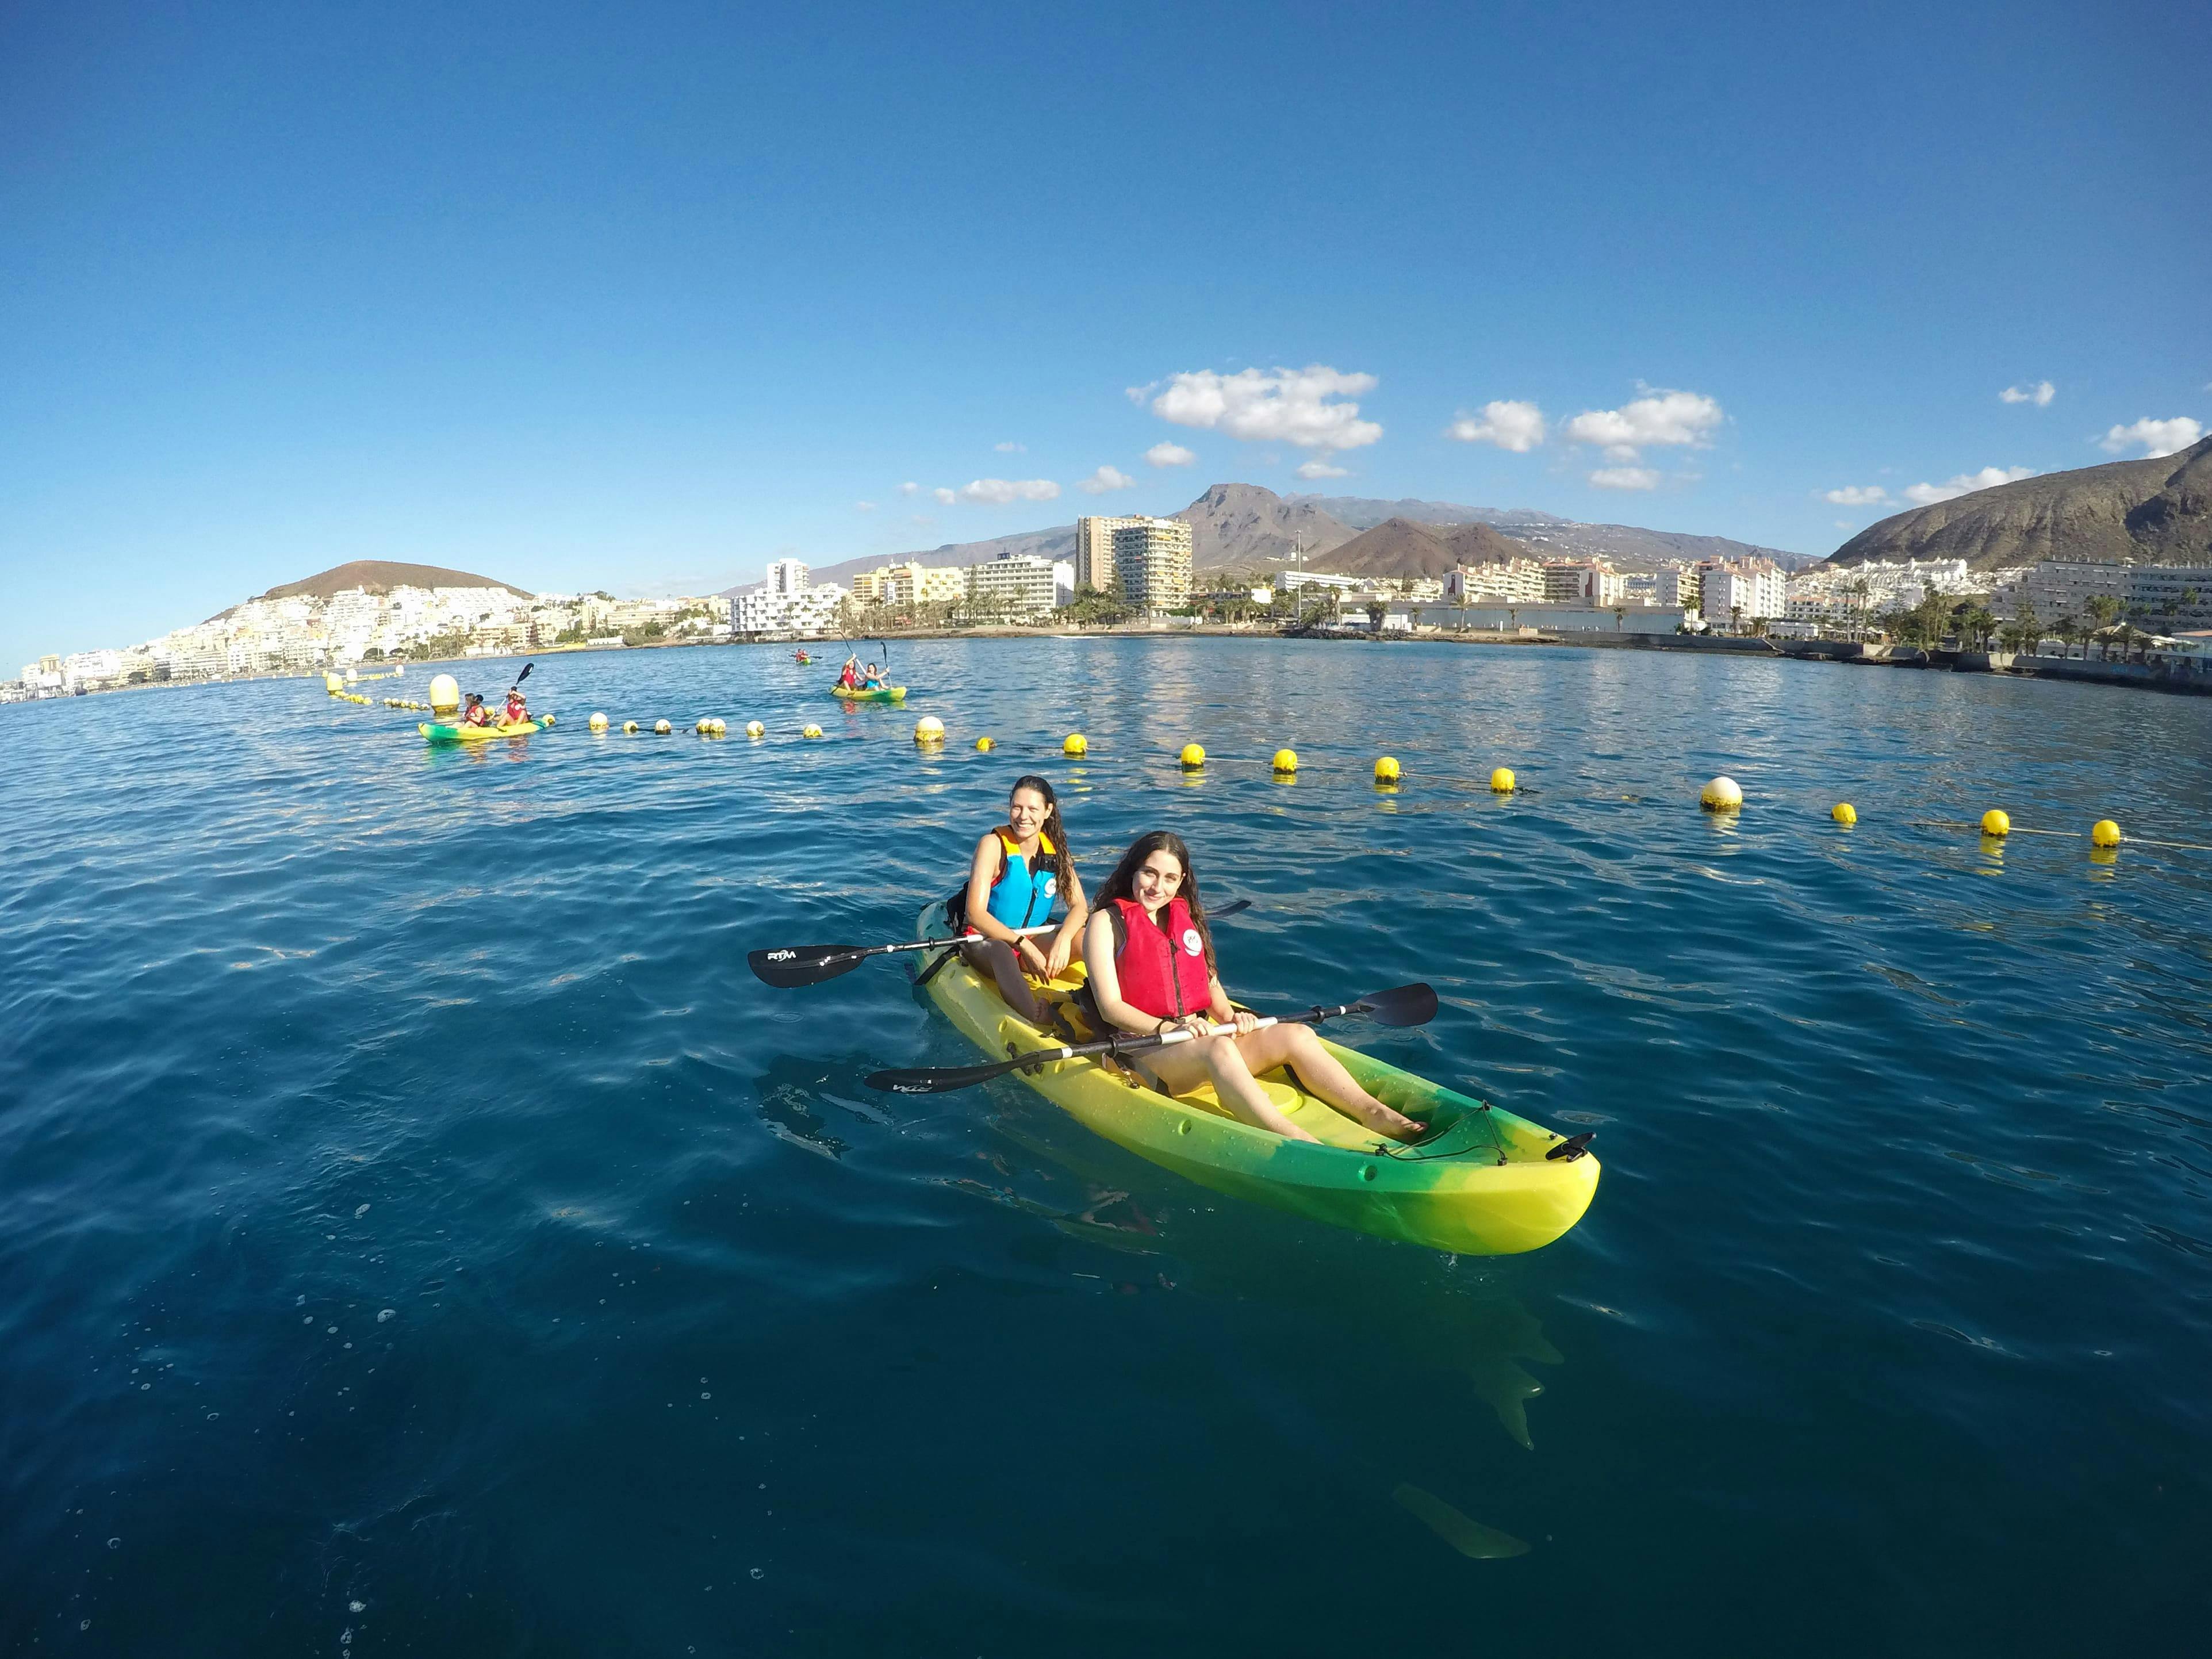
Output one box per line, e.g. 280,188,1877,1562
1375,1103,1512,1165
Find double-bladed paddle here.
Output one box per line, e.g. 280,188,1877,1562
863,980,1439,1095
750,898,1251,989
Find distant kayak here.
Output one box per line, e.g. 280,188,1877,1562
913,902,1598,1255
829,684,906,702
793,653,813,664
419,717,551,744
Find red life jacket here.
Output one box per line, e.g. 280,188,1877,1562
504,700,527,725
464,703,494,726
1109,896,1211,1020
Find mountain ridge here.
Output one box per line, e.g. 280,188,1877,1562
1823,437,2212,570
771,483,1805,593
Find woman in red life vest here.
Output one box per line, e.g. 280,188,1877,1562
461,692,497,727
1082,831,1424,1145
959,775,1088,1023
502,686,529,725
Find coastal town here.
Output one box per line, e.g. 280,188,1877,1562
10,505,2209,703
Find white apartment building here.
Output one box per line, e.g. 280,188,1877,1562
1445,559,1546,604
2021,561,2212,627
1278,569,1363,595
1700,559,1787,624
1655,566,1702,609
734,580,845,634
1074,516,1146,592
1052,559,1076,607
1111,518,1194,611
967,555,1059,618
764,558,810,596
1539,561,1625,604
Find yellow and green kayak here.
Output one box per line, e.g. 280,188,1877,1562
914,904,1598,1255
419,715,553,744
830,684,906,702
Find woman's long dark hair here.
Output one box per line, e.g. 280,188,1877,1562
1007,775,1075,893
1097,830,1216,974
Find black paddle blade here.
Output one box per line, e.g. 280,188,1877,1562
864,1059,1019,1095
747,945,868,987
1358,982,1440,1028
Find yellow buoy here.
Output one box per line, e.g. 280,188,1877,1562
1063,733,1087,756
1980,809,2010,837
1489,767,1516,793
1272,748,1298,774
1700,776,1743,811
344,666,359,683
803,723,823,738
746,720,765,738
1374,756,1401,784
975,736,994,752
654,719,672,735
589,711,608,731
622,720,639,734
1831,802,1857,825
2090,818,2121,848
323,672,343,694
915,716,946,743
428,673,459,714
1180,743,1205,769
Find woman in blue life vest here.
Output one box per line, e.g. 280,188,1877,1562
1082,830,1424,1145
959,775,1088,1023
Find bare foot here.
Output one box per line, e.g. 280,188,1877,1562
1368,1108,1427,1143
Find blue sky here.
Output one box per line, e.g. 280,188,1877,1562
3,0,2207,667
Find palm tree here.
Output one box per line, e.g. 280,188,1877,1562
2050,614,2079,658
2084,593,2122,660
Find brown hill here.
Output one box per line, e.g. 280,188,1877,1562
254,560,532,602
1442,522,1525,565
1310,516,1528,580
1826,436,2212,570
1310,517,1455,578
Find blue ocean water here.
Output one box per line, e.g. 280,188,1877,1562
3,637,2209,1656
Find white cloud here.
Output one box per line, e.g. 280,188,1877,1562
994,440,1026,453
1144,441,1196,468
1822,485,1891,506
1835,519,1855,530
1563,389,1724,460
1902,465,2035,507
1295,459,1350,480
2098,416,2203,458
1132,365,1382,452
1444,400,1546,452
898,481,920,497
1999,381,2056,407
854,500,877,512
1076,465,1134,495
931,487,955,505
1589,466,1660,491
957,477,1061,505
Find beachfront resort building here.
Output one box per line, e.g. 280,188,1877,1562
1444,559,1546,604
1111,517,1194,611
1540,561,1628,605
966,555,1060,619
734,564,845,634
1655,566,1702,610
849,561,966,608
2018,561,2212,628
1074,516,1147,593
1700,558,1787,624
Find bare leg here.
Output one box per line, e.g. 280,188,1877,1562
961,939,1045,1024
1140,1036,1321,1142
1228,1024,1425,1142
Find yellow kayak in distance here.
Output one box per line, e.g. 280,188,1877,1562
419,715,554,744
913,903,1598,1255
830,684,907,702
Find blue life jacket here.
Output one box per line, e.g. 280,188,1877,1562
984,829,1059,929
